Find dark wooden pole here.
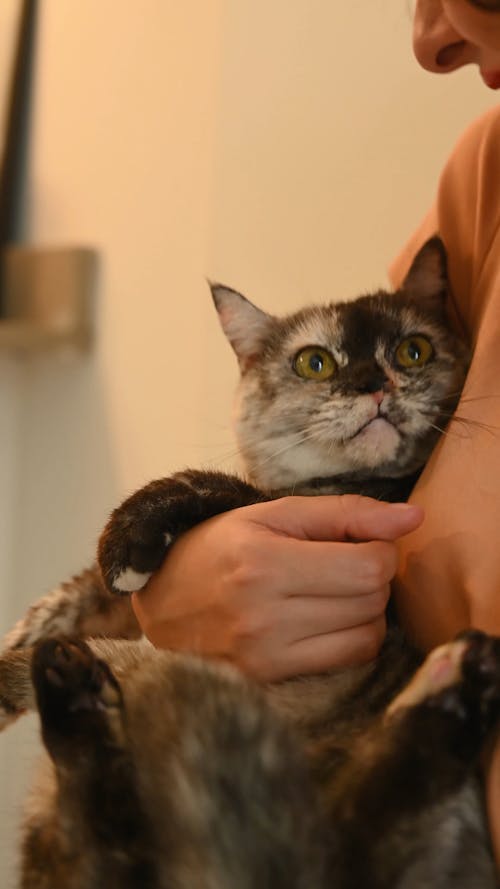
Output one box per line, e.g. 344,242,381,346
0,0,37,314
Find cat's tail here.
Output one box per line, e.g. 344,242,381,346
1,565,141,654
0,565,141,730
0,646,34,729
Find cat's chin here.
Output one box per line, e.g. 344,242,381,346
350,417,400,465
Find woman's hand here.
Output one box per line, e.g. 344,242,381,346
132,495,423,682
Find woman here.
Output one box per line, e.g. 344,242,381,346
133,0,500,861
394,0,500,864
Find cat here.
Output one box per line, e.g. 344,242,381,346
3,628,500,888
0,235,467,654
1,235,498,888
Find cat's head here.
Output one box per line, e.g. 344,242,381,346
211,238,469,492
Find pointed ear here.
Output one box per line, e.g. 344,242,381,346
209,282,274,369
401,236,448,305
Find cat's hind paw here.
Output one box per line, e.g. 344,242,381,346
32,637,124,760
387,630,500,733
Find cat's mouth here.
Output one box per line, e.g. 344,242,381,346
350,412,397,441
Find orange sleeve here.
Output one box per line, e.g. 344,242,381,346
389,104,500,870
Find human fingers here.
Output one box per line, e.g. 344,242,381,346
241,616,388,682
249,495,424,544
266,538,399,599
133,508,399,640
271,585,391,639
132,500,407,682
132,510,266,649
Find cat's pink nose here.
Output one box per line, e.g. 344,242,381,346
371,390,385,406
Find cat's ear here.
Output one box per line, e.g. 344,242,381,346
401,236,448,306
209,283,274,369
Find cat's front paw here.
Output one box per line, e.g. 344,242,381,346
98,469,264,596
32,637,123,759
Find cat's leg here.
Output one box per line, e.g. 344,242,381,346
386,629,500,739
98,468,266,595
327,631,500,888
4,470,264,659
1,565,141,654
22,636,157,889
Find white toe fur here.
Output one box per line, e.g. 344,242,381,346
113,568,152,593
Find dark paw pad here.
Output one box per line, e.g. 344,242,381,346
459,631,500,704
32,637,122,750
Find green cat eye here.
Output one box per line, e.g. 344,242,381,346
293,346,337,381
395,336,433,368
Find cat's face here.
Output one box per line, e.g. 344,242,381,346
212,238,469,491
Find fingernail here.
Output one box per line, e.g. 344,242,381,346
391,503,424,518
391,503,417,510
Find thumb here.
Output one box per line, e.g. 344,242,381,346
254,495,424,544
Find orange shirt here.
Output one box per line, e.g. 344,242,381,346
389,104,500,867
390,104,500,649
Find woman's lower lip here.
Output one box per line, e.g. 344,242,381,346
481,70,500,90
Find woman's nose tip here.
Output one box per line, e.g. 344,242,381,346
412,3,473,74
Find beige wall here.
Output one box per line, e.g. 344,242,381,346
0,0,497,883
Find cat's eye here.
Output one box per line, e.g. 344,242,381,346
293,346,337,381
395,336,433,368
